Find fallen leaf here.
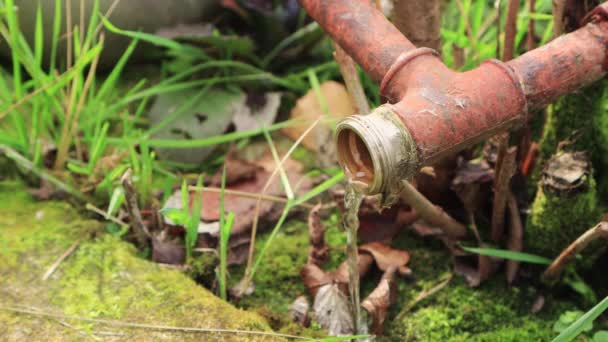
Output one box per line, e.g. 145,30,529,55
149,87,242,164
362,267,397,335
301,253,375,297
542,151,590,194
451,158,494,214
289,295,311,327
359,242,411,277
308,203,329,266
151,231,186,265
208,150,262,186
282,81,356,151
313,283,354,336
301,263,338,297
232,92,281,132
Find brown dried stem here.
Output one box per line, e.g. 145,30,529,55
491,146,517,243
506,193,523,283
503,0,520,61
399,180,467,239
189,186,314,209
543,221,608,281
333,42,370,114
121,169,150,247
552,0,567,37
526,0,536,50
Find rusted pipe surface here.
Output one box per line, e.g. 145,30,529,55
298,0,608,195
298,0,415,82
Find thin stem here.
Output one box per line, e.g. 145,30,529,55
543,222,608,281
121,169,150,247
503,0,519,61
333,41,370,114
399,180,467,239
188,186,314,209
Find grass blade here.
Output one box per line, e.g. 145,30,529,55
293,172,345,206
460,246,552,265
552,296,608,342
261,128,294,200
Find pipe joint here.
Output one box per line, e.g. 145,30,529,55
379,47,441,102
335,105,419,197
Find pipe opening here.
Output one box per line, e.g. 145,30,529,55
337,128,375,186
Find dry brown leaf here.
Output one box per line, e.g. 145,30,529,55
301,263,335,297
282,81,356,151
308,203,329,266
208,151,262,186
301,253,375,297
289,296,311,327
362,267,397,335
359,242,411,276
313,283,354,336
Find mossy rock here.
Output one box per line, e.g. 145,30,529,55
0,180,275,341
526,152,600,258
537,80,608,200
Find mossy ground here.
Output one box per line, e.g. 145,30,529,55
233,209,579,341
0,179,591,341
0,180,274,341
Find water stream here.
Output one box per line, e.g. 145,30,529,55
343,180,366,335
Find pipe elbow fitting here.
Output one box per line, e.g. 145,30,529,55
335,105,419,197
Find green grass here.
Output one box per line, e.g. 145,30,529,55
552,296,608,342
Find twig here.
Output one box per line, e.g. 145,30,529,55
496,0,502,58
189,186,314,209
506,193,523,284
403,273,453,313
552,0,567,37
0,305,313,341
526,0,536,50
399,180,467,239
333,41,370,114
491,146,517,242
543,222,608,281
121,169,150,247
42,238,82,281
85,203,128,227
503,0,519,61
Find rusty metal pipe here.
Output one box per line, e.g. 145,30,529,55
298,0,416,82
300,0,608,197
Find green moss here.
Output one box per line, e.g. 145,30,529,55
526,176,599,258
384,230,569,342
386,278,558,341
0,181,273,341
235,220,310,313
236,214,347,314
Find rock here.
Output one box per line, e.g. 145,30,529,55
0,180,274,341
